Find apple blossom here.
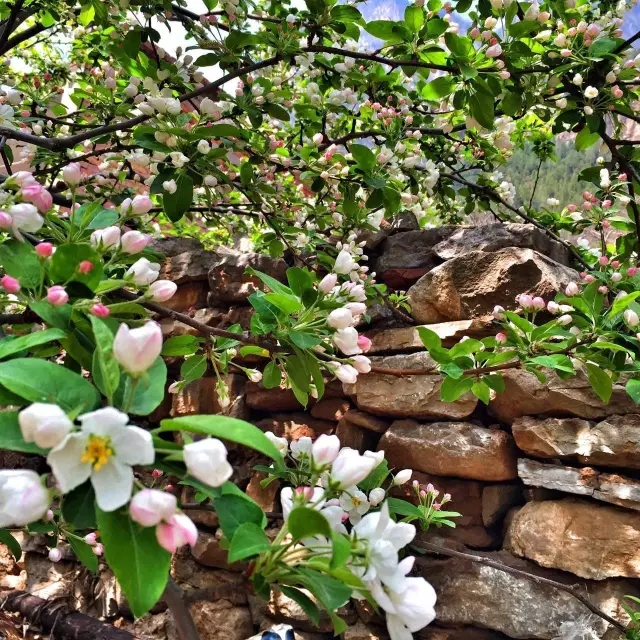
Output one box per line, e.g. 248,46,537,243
91,303,111,318
393,469,413,486
625,310,639,327
19,403,73,449
91,226,121,250
183,438,233,487
47,286,69,306
36,242,54,257
333,327,362,356
334,250,356,274
131,195,153,214
49,548,62,563
328,307,354,330
130,489,178,527
0,470,50,528
329,448,378,489
147,280,178,302
113,321,163,376
62,163,82,186
265,431,288,456
1,275,20,293
126,258,161,286
121,230,149,254
312,434,340,466
156,513,198,553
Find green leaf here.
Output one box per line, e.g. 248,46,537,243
331,530,352,569
279,586,321,626
295,568,351,611
0,411,46,454
440,375,474,402
96,506,171,617
404,5,423,32
159,415,284,465
265,103,290,122
0,328,65,361
49,243,104,291
364,20,402,41
444,33,474,60
626,378,640,404
61,483,97,529
610,291,640,316
90,317,120,402
67,533,99,573
214,493,266,539
351,144,376,174
0,358,100,413
471,380,491,405
263,361,282,389
588,37,618,58
0,240,41,289
29,300,72,330
330,5,361,21
575,127,600,151
245,268,291,295
386,497,422,519
161,335,202,356
422,76,455,101
286,267,314,297
228,522,271,562
181,354,207,383
163,174,194,222
586,363,612,404
417,327,442,351
0,529,22,561
501,92,522,117
358,458,389,492
530,354,575,373
288,507,332,541
114,359,167,416
263,292,302,315
469,92,495,129
289,331,322,349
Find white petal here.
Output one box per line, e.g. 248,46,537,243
386,615,413,640
92,459,134,511
369,579,396,614
112,426,155,466
386,522,416,551
79,407,129,436
47,434,91,494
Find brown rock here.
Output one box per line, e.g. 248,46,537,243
189,600,254,640
160,307,254,338
517,458,640,511
310,398,352,421
191,532,245,571
342,409,390,434
407,248,578,324
0,450,46,472
122,612,172,640
482,484,524,528
361,211,421,250
431,223,570,265
171,375,246,418
0,531,25,590
256,413,335,441
353,353,477,420
365,318,495,354
246,471,280,512
505,498,640,579
512,414,640,469
379,420,518,481
336,418,380,452
247,384,306,412
418,551,636,638
208,247,288,304
151,236,203,257
159,250,220,284
419,627,511,640
163,281,209,311
343,621,388,640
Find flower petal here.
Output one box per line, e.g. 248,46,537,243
112,426,155,466
92,458,134,512
47,434,91,494
386,614,412,640
79,407,129,436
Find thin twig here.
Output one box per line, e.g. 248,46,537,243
528,158,544,209
162,578,200,640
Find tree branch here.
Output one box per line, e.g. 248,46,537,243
613,28,640,54
162,579,200,640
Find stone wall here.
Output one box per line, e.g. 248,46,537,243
4,223,640,640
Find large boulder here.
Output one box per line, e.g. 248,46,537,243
417,551,635,639
350,353,477,419
511,414,640,468
407,248,578,324
379,420,518,481
517,458,640,511
489,370,637,424
505,498,640,579
430,223,570,265
208,247,288,304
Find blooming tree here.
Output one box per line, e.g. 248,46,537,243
1,0,640,636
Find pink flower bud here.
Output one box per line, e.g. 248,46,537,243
518,294,533,309
45,509,54,522
565,282,579,296
599,256,609,266
78,260,94,274
602,219,611,228
152,469,164,478
1,275,20,293
21,184,53,213
48,548,62,563
130,195,153,215
84,532,97,545
567,204,577,212
90,303,110,318
147,280,177,302
493,305,505,319
486,43,503,58
357,335,372,353
547,301,559,313
0,212,12,229
130,489,178,527
495,332,507,344
583,191,592,200
611,260,621,268
113,321,163,376
611,272,622,282
311,434,341,465
598,286,608,294
156,513,198,553
433,502,442,511
121,230,149,254
628,267,638,277
532,296,545,310
602,199,612,208
295,486,315,500
583,202,592,211
62,163,82,186
318,273,338,294
92,543,104,556
619,173,628,181
36,242,54,257
47,285,68,306
584,274,595,283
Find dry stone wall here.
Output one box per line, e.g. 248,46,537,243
3,222,640,640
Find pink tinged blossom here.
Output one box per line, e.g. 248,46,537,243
48,548,62,563
152,469,164,478
113,322,162,376
328,307,354,330
583,202,592,211
547,301,560,314
531,297,545,310
84,532,97,545
493,305,505,319
147,280,178,302
560,49,572,57
599,256,609,266
312,434,341,466
584,275,595,283
619,173,628,181
345,302,367,316
11,171,37,187
567,204,577,212
495,332,507,344
130,488,178,527
598,286,608,294
333,363,359,384
602,219,611,228
558,314,573,325
156,513,198,553
21,184,53,212
90,226,121,250
611,272,622,282
0,212,12,229
47,286,68,306
121,230,149,254
36,242,54,257
333,327,362,356
565,282,579,296
357,335,372,353
130,195,153,215
624,309,639,327
486,44,503,58
92,543,104,556
78,260,94,274
628,267,639,277
90,303,111,318
612,260,621,268
352,355,371,373
62,163,82,186
602,200,612,208
45,509,54,521
517,294,533,310
1,275,20,293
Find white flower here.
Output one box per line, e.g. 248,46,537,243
393,469,412,486
290,436,313,459
328,308,354,330
113,321,163,376
163,179,177,194
339,488,370,523
129,488,177,527
199,97,216,115
334,249,356,274
312,434,340,466
333,327,362,356
184,438,233,487
0,104,16,130
197,140,210,154
90,226,121,250
126,257,160,286
8,203,43,234
383,577,437,640
0,470,50,527
19,403,72,449
265,431,288,456
330,448,378,489
369,488,386,506
572,73,583,86
584,86,599,99
47,407,155,512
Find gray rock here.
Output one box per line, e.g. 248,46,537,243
407,247,578,324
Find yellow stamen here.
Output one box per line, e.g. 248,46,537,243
81,435,113,471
